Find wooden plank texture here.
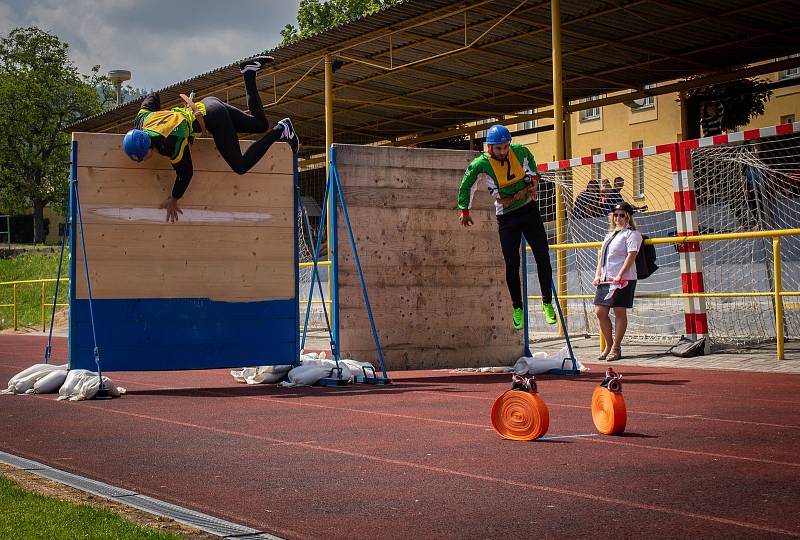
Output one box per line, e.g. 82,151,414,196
72,132,293,175
334,144,522,370
69,132,298,371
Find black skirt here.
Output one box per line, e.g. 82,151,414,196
594,281,637,308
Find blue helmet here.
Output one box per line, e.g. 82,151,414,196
486,124,511,145
123,129,151,161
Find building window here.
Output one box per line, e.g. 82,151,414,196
633,141,645,198
519,109,536,131
591,148,602,180
632,84,655,110
781,54,800,79
781,114,796,124
580,96,601,122
476,118,492,139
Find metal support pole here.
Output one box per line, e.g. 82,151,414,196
324,54,337,347
551,0,568,333
774,237,784,360
41,283,45,332
12,284,17,331
597,247,606,353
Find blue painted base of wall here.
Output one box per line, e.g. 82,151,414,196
69,298,298,371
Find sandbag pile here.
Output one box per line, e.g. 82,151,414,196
512,347,587,375
231,352,377,387
57,369,126,401
2,364,125,400
3,364,68,395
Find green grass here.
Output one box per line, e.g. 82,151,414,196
0,475,185,539
0,252,68,330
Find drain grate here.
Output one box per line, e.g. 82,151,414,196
0,451,282,539
0,450,48,471
35,467,137,498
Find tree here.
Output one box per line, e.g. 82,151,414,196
685,77,773,139
0,27,115,243
280,0,399,44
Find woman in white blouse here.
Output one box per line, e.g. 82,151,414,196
592,202,643,362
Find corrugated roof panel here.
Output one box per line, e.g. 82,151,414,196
69,0,800,148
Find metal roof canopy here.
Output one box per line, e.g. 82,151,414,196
71,0,800,155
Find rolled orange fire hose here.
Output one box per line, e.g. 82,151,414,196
591,386,627,435
491,390,549,441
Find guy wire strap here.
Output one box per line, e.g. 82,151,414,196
71,141,104,388
299,177,344,378
44,195,70,364
521,238,532,356
551,281,579,373
330,148,388,378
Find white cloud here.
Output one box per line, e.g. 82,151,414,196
1,0,299,90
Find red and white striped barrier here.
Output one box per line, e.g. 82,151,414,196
534,121,800,341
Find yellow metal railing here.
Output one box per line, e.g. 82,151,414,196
1,262,335,332
528,228,800,360
298,260,333,311
0,278,69,332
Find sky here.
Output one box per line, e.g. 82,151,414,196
0,0,301,90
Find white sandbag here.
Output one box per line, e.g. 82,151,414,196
513,347,586,375
29,369,69,394
70,376,125,401
287,365,332,386
8,363,63,384
58,370,94,398
287,361,352,386
57,370,126,401
3,363,67,395
339,359,375,377
230,364,293,385
300,357,336,368
300,351,327,363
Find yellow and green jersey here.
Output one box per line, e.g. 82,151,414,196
458,143,539,215
133,93,206,199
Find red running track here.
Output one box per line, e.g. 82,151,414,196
1,335,799,539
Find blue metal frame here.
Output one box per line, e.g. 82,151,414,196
293,152,301,367
330,148,389,381
68,141,301,373
547,282,580,376
67,141,77,369
521,238,532,357
330,152,340,361
522,236,580,375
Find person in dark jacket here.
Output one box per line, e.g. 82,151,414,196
122,55,299,223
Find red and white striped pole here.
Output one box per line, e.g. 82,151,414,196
672,141,708,341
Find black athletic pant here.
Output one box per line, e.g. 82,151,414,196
201,71,281,175
497,201,553,309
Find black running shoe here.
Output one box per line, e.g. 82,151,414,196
239,55,275,74
277,118,299,153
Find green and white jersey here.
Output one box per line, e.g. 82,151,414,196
457,143,539,215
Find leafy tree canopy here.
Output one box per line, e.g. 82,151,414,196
0,26,115,241
280,0,399,45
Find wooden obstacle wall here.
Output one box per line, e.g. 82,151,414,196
334,144,521,370
69,132,297,371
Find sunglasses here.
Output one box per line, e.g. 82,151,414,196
613,213,628,218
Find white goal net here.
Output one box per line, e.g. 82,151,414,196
527,123,800,346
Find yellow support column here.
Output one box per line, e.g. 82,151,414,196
551,0,568,333
774,237,784,360
325,54,334,315
12,284,17,331
41,282,46,332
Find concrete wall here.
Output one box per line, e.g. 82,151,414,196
334,144,523,370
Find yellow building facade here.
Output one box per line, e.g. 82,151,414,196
516,67,800,213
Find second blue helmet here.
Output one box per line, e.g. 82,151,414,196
486,124,512,145
123,129,151,161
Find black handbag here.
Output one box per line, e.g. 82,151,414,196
667,335,706,358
